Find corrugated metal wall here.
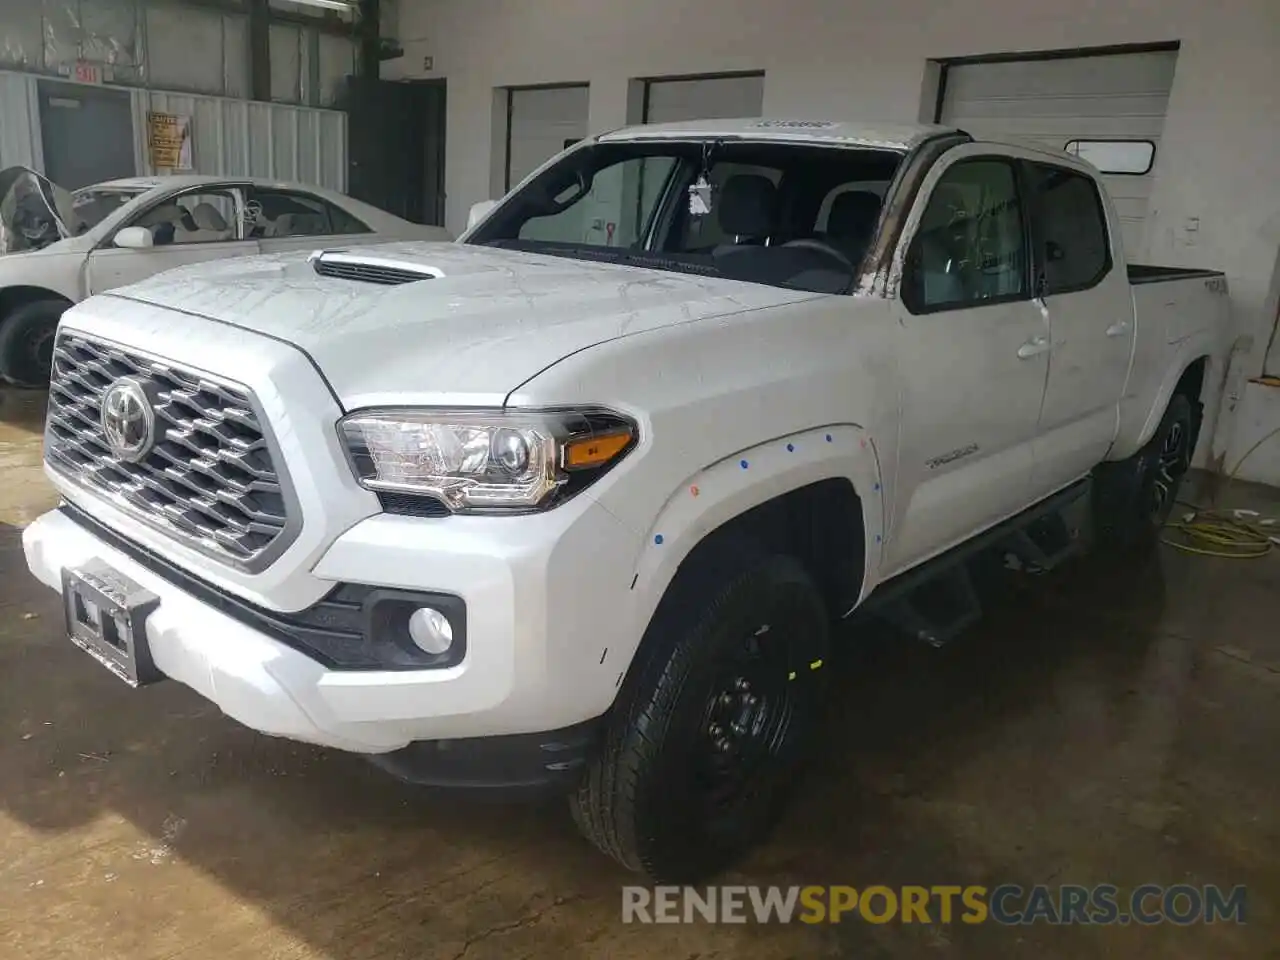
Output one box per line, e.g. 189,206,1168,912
0,71,44,170
131,90,347,190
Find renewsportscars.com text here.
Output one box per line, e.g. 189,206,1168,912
622,884,1247,926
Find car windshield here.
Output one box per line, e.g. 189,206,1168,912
70,186,149,233
467,139,904,294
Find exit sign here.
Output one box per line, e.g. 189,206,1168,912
73,61,103,84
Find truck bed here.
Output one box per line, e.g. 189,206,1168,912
1129,264,1229,348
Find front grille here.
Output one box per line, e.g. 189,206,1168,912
45,332,295,569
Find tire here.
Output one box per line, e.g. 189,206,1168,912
571,546,831,883
1093,392,1198,549
0,298,66,388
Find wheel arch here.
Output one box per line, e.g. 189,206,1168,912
1112,342,1214,462
620,424,884,688
0,285,74,324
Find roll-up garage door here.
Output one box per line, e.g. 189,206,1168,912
506,84,589,190
938,49,1178,255
643,73,764,124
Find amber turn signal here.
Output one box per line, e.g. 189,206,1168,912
563,430,633,470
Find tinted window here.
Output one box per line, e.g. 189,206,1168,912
908,159,1027,311
1030,164,1110,293
244,188,371,238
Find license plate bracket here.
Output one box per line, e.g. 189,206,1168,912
62,560,163,687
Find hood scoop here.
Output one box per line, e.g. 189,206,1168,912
309,249,445,286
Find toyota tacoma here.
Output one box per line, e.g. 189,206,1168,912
21,119,1230,882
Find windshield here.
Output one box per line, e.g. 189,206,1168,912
70,186,148,233
467,139,904,294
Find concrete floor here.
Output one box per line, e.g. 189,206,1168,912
1,385,1278,959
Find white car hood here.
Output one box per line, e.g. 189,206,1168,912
105,240,818,407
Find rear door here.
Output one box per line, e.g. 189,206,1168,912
883,148,1050,574
1025,160,1135,493
86,185,259,295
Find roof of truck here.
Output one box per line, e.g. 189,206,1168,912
597,118,960,151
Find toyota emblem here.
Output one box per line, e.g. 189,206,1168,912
100,377,156,463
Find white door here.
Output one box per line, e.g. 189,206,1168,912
883,151,1050,576
939,49,1178,256
506,85,589,190
86,186,259,294
246,186,378,255
643,74,765,124
1027,159,1136,492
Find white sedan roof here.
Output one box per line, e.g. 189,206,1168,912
93,174,351,200
598,118,960,151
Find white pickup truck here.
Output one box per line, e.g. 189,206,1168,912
22,119,1229,882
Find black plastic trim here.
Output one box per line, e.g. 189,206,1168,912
59,501,466,672
1128,265,1226,285
367,716,604,795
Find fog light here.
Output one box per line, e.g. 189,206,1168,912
407,606,454,655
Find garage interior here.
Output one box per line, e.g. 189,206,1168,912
2,0,1279,957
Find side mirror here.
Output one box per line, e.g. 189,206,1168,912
113,226,154,249
467,199,499,231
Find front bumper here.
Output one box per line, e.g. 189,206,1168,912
22,494,637,760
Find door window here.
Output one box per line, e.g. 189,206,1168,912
244,188,371,239
129,190,239,245
905,159,1028,312
1028,163,1111,294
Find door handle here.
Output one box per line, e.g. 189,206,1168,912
1106,320,1131,337
1016,336,1051,359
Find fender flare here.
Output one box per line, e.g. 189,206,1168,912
1119,336,1215,460
624,423,886,643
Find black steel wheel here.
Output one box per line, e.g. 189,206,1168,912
571,546,830,883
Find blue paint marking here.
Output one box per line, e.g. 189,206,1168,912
740,459,749,469
654,534,664,545
825,434,833,443
875,534,882,543
786,443,795,453
874,482,881,491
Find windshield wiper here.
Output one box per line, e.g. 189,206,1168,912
482,239,723,277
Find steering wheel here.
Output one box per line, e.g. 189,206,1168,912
780,238,853,269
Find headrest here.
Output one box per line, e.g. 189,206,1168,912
717,174,776,238
826,191,882,241
191,202,228,232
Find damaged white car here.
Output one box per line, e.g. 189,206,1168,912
0,166,450,387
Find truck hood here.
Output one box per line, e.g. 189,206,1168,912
105,240,819,407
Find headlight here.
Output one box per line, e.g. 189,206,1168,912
339,407,637,513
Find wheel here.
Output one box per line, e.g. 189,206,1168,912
1093,392,1198,548
0,298,66,388
571,547,830,883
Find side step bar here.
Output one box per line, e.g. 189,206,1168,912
854,478,1093,646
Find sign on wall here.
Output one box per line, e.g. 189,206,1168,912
147,111,193,170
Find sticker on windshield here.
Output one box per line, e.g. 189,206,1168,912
688,174,712,217
751,120,838,129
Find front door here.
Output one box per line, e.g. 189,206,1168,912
883,151,1050,576
86,186,259,295
1026,160,1136,492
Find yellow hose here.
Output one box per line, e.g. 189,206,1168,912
1160,424,1280,559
